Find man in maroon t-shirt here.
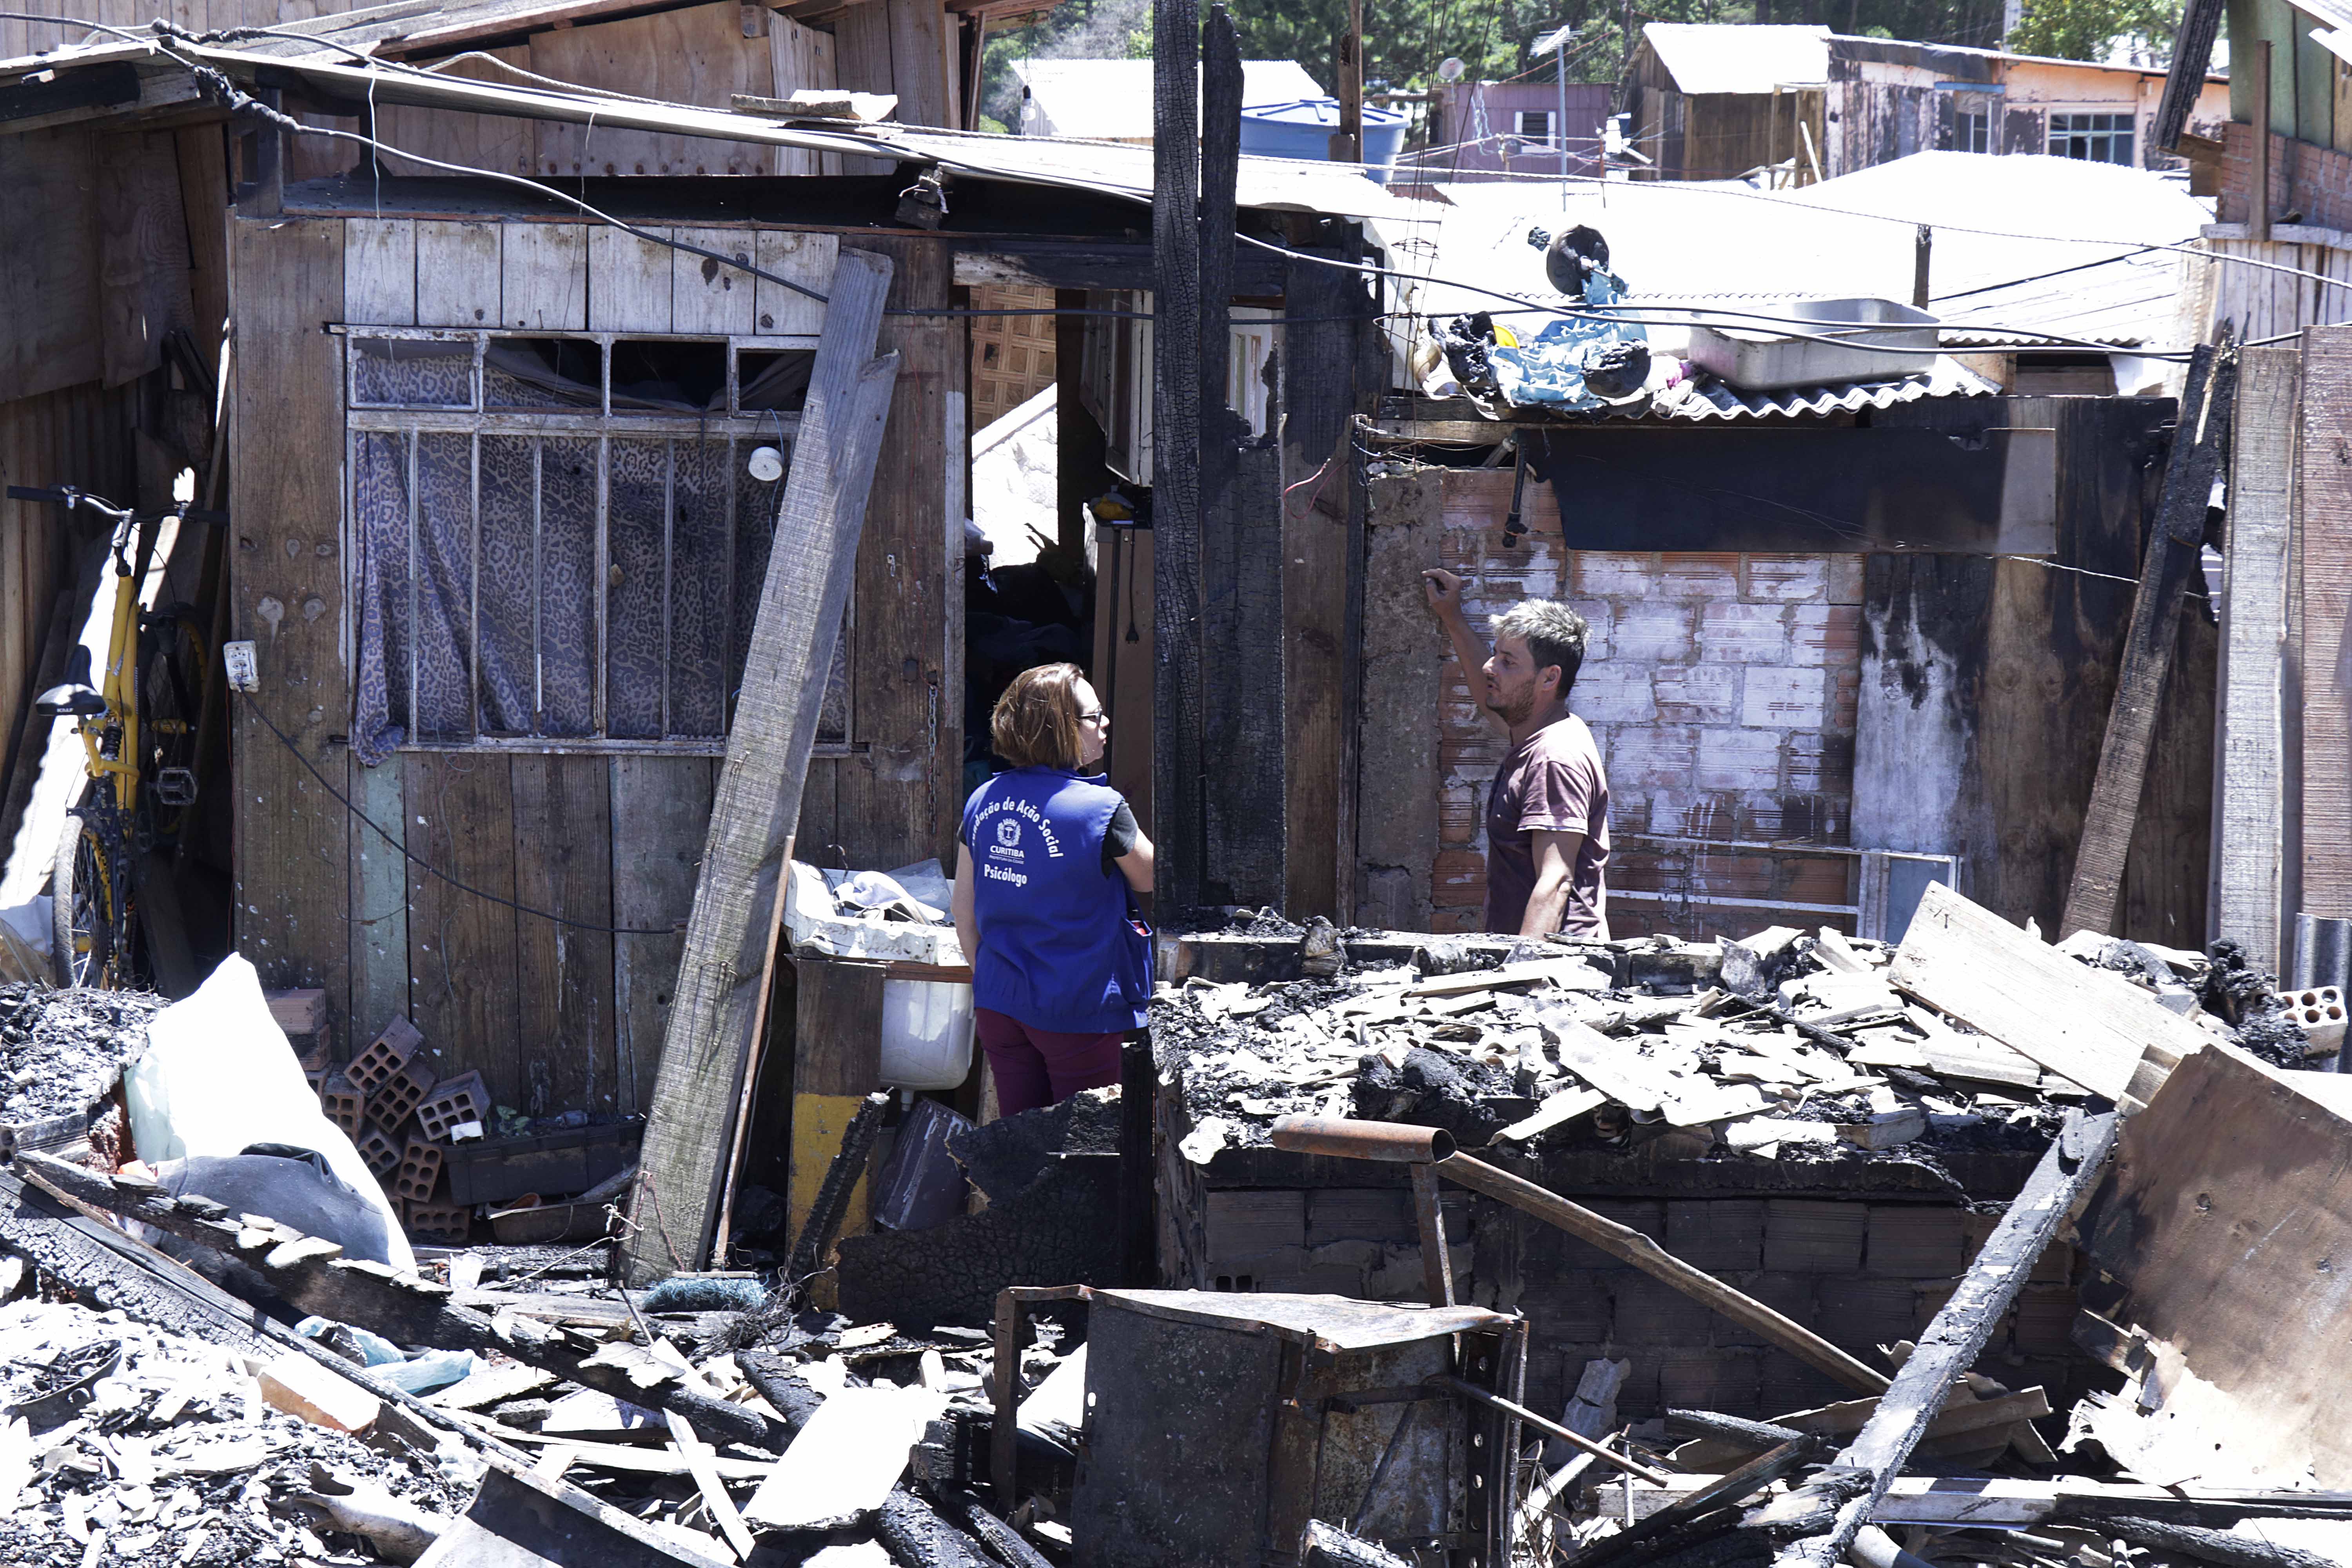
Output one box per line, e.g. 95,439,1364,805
1423,569,1610,937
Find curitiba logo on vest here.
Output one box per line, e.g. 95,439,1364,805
975,793,1070,890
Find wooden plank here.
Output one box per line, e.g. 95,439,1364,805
95,129,195,390
414,220,501,328
532,5,776,178
830,235,956,868
766,16,840,174
671,225,758,336
500,222,588,331
786,957,885,1247
174,123,232,386
343,217,417,328
882,0,953,127
375,47,537,181
612,755,716,1117
0,127,103,402
1758,1109,2121,1566
1889,882,2212,1101
2074,1045,2352,1487
587,223,673,332
512,754,617,1115
620,249,898,1285
2063,334,2239,937
405,751,522,1104
2301,324,2352,922
348,754,409,1051
753,229,835,336
229,216,350,1005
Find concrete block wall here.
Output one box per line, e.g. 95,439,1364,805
1423,468,1864,937
1199,1186,2083,1423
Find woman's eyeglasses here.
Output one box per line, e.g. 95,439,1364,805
1078,711,1110,726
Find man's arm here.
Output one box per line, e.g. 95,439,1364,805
1423,568,1508,735
1521,829,1583,937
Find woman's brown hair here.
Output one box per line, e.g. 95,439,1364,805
991,662,1088,771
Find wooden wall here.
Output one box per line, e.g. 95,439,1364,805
229,212,960,1116
1854,397,2215,943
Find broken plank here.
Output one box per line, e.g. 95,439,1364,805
621,248,899,1286
427,1359,557,1411
668,1410,758,1558
16,1150,785,1454
1547,1020,1670,1112
1755,1108,2121,1565
1889,882,2209,1101
1405,956,1611,998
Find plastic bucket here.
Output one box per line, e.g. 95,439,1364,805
1238,98,1408,182
878,978,976,1090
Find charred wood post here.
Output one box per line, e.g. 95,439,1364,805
1752,1109,2122,1567
2061,328,2238,936
15,1151,787,1453
1151,0,1205,916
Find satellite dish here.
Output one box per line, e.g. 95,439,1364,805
1437,56,1465,81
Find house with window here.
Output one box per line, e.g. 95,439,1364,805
1822,34,2229,176
2154,0,2352,343
1621,22,2227,185
1417,79,1611,181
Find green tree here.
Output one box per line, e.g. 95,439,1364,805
2005,0,2180,60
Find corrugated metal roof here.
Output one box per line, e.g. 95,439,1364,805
1643,354,2000,419
1931,247,2182,347
1640,23,1831,95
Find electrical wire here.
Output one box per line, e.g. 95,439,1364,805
0,18,2308,358
239,689,684,934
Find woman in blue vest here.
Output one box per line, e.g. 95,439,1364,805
951,662,1154,1117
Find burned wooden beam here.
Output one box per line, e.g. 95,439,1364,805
622,248,901,1284
2103,1517,2335,1568
1751,1108,2121,1567
16,1150,787,1452
1270,1117,1890,1396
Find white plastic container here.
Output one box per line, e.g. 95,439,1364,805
878,978,976,1090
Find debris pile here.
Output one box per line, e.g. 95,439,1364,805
1152,907,2318,1171
0,982,158,1159
0,1293,470,1565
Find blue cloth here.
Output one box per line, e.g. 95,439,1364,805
963,768,1151,1033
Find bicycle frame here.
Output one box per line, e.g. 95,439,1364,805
80,546,145,818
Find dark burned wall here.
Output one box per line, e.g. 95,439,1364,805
1854,397,2216,943
1172,1160,2087,1425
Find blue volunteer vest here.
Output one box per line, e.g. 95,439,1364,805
963,767,1151,1034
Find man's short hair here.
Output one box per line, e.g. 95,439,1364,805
1491,601,1590,693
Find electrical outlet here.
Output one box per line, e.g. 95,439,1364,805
223,640,259,692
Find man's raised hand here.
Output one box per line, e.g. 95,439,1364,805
1423,566,1466,615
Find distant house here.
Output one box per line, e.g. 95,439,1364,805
1625,23,1834,183
1824,35,2230,176
1625,23,2229,185
1416,80,1612,181
1010,57,1326,142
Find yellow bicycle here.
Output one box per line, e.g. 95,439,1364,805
11,482,217,989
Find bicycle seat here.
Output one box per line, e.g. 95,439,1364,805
34,682,106,719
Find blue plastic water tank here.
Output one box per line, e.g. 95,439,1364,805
1237,97,1408,183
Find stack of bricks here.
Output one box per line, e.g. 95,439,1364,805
1426,469,1864,939
1198,1187,2081,1424
335,1016,470,1242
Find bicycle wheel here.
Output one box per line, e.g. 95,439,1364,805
51,813,117,989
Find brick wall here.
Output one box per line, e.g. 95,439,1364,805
2217,120,2352,235
1201,1185,2083,1423
1426,468,1863,937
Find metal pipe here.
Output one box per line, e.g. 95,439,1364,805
1269,1116,1455,1163
1425,1375,1670,1485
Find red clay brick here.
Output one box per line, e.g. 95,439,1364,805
1788,604,1862,668
1574,552,1657,599
1432,849,1486,907
1653,552,1742,600
1653,665,1740,723
1575,664,1657,723
1699,601,1791,662
1696,727,1781,791
1740,667,1830,728
1826,554,1866,605
1610,601,1699,662
1740,555,1829,603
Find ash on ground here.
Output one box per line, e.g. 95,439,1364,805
0,985,162,1127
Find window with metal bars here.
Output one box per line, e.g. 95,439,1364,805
2045,111,2134,165
342,328,840,765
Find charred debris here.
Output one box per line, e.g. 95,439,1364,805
0,886,2348,1568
